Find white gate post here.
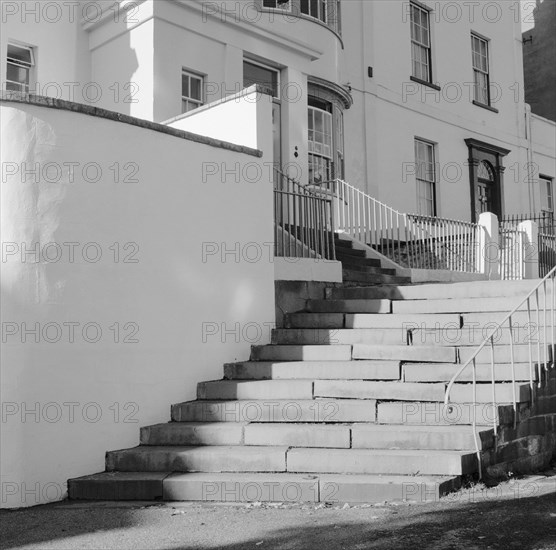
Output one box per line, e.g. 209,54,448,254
518,220,539,279
478,212,500,280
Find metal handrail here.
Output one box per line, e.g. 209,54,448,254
325,178,482,272
444,266,556,478
273,169,335,261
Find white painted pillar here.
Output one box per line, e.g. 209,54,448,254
518,220,539,279
478,212,500,280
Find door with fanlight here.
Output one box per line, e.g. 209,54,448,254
465,139,509,222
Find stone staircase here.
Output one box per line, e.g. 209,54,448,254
68,278,554,504
334,236,411,285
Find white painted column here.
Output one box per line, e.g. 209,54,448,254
478,212,500,280
518,220,539,279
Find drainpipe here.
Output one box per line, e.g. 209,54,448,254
525,104,535,213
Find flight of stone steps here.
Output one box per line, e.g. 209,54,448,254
334,236,411,285
69,273,552,504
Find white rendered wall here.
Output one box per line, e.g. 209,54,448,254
0,98,275,508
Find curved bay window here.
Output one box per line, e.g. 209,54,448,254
307,79,350,186
260,0,341,35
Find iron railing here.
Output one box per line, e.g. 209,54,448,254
502,212,555,235
312,179,483,272
499,228,525,280
539,232,556,278
444,267,556,478
273,170,335,260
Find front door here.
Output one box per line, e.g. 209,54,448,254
476,159,496,219
465,139,510,223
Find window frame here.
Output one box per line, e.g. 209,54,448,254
471,33,491,107
243,59,281,99
409,1,433,84
541,175,554,214
301,0,328,24
258,0,341,35
414,138,437,217
181,69,204,114
307,93,345,184
261,0,292,12
6,42,35,93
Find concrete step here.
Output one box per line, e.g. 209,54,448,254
346,313,462,329
459,344,552,364
171,399,376,423
68,471,461,503
274,326,553,348
313,380,446,401
224,361,401,381
343,270,411,285
353,344,457,363
334,246,367,258
164,472,321,502
350,424,494,451
329,280,551,301
244,423,351,448
285,312,462,329
340,263,397,276
286,448,477,476
272,328,407,346
336,255,382,267
68,472,168,500
307,299,392,314
315,474,461,503
197,380,314,400
140,422,246,446
449,382,531,403
106,446,288,473
377,401,513,426
408,326,550,347
250,345,352,361
462,311,546,326
403,362,537,382
285,313,345,329
393,297,528,314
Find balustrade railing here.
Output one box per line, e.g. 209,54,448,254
273,170,335,260
313,179,482,272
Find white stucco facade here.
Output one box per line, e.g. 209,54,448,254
2,0,554,218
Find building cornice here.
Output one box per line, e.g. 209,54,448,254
172,0,323,61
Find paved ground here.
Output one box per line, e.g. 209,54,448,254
1,474,555,550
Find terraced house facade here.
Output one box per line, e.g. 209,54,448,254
1,0,555,507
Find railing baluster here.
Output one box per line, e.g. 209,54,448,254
536,288,542,387
490,337,497,436
508,317,517,428
526,297,534,402
472,358,482,479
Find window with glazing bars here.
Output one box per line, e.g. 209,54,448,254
6,43,34,93
415,139,436,216
471,34,490,105
410,3,431,82
181,70,204,113
301,0,327,23
262,0,291,10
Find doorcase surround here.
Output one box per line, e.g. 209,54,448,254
465,138,511,223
